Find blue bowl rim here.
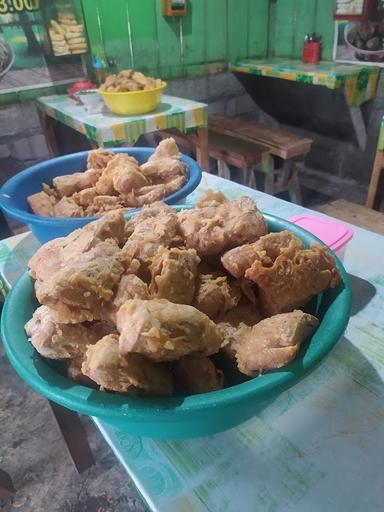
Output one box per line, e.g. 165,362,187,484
1,211,352,421
0,147,202,226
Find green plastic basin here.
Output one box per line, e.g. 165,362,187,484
1,213,351,438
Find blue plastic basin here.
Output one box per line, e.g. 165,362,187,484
0,211,351,439
0,148,202,243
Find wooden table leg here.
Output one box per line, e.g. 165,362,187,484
366,149,384,210
195,127,209,172
0,469,16,499
48,401,94,474
39,112,60,157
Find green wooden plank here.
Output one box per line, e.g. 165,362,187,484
206,0,227,62
227,0,248,60
292,0,317,58
182,0,206,67
81,0,106,66
247,0,269,58
98,0,132,70
127,0,159,74
314,0,335,61
154,0,183,78
274,0,296,57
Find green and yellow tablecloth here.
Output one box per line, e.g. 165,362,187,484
36,94,208,147
230,58,380,107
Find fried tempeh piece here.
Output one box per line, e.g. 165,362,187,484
140,157,187,184
236,310,319,376
150,247,200,304
174,356,224,395
25,305,99,359
29,210,127,281
87,148,115,169
148,137,181,161
178,197,267,257
117,299,223,361
193,274,241,318
245,243,341,315
27,190,57,217
221,231,304,279
82,334,172,396
196,189,227,208
35,243,126,323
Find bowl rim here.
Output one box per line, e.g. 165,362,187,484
1,211,352,421
97,81,167,95
0,146,201,226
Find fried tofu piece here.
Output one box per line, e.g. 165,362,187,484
236,311,319,376
245,243,341,315
87,148,115,170
27,190,57,217
221,231,304,279
193,274,241,318
105,274,150,323
140,157,187,184
25,305,98,359
174,356,224,395
178,197,267,257
117,299,223,362
53,173,83,197
196,190,227,208
112,165,148,195
148,137,181,161
53,196,84,218
29,210,127,282
125,175,186,207
85,196,125,216
82,334,172,396
35,243,126,323
123,205,183,274
67,357,97,386
150,247,200,304
95,154,140,195
74,187,98,208
216,300,262,359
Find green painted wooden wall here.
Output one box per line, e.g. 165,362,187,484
269,0,335,61
81,0,270,78
81,0,335,79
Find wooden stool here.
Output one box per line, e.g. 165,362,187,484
209,115,314,204
315,199,384,236
366,149,384,210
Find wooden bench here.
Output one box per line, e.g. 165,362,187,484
315,199,384,236
209,115,314,204
155,128,270,188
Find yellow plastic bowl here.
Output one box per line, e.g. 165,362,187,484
98,82,167,115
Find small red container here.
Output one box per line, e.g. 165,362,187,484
302,42,321,64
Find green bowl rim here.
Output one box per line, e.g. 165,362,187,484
1,212,352,421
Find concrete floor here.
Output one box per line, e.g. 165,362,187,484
0,342,147,512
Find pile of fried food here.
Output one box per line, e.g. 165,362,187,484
25,193,341,397
27,138,187,218
99,69,163,92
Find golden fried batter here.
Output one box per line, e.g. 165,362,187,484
82,334,172,396
236,310,319,376
25,305,98,359
87,148,115,169
193,274,241,318
221,231,304,279
150,247,200,304
196,189,227,208
174,356,224,395
27,191,57,217
245,243,341,315
35,243,126,323
29,210,127,281
178,197,267,257
117,299,223,361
